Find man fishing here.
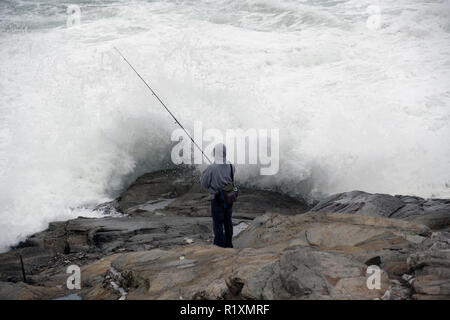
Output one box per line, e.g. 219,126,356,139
114,48,238,247
201,143,236,248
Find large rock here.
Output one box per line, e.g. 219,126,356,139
310,191,405,217
158,186,310,219
76,243,389,300
311,191,450,231
0,214,250,285
117,167,310,219
395,196,450,231
0,247,54,283
237,246,390,300
116,167,197,211
407,231,450,299
23,215,218,254
0,281,62,300
234,212,429,250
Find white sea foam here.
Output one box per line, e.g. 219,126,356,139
0,0,449,251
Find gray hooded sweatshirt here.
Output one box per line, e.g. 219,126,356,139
201,143,235,199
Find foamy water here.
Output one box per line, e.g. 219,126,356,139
0,0,449,251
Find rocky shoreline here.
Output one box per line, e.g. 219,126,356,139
0,166,449,300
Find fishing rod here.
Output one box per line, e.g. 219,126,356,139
114,47,212,164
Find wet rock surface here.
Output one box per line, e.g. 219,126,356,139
311,190,450,231
0,167,449,300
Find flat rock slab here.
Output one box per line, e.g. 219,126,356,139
26,215,217,254
234,212,430,250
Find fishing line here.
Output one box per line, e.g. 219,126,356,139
114,47,212,164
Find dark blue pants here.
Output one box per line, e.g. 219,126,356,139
211,198,233,248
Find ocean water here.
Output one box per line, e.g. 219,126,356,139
0,0,449,251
